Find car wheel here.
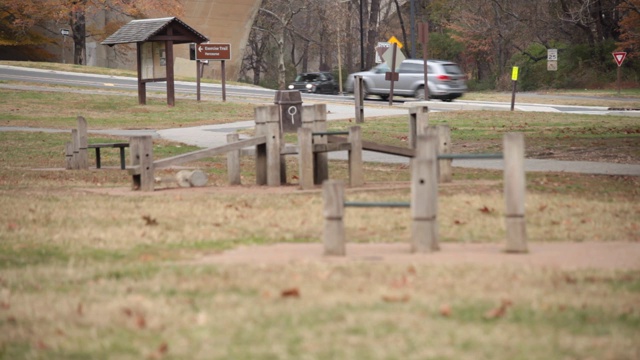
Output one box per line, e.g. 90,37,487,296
414,87,425,100
380,94,389,101
442,98,453,102
362,83,370,99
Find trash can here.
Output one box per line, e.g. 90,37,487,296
274,90,303,133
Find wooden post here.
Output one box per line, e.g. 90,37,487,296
436,125,452,183
65,142,73,170
503,132,528,253
165,38,175,107
408,106,429,149
130,136,154,191
313,104,329,185
348,126,364,187
323,180,346,256
254,106,268,185
226,133,241,185
71,129,79,170
264,105,282,186
411,134,439,252
354,75,364,123
76,116,89,170
136,42,146,105
298,127,314,190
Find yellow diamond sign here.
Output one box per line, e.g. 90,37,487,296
387,36,403,49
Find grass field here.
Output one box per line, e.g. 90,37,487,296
0,77,639,359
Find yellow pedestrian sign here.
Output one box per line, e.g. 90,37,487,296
387,36,403,49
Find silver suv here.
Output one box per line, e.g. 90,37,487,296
345,59,467,101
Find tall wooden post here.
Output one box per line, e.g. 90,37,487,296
503,132,527,252
313,104,329,185
254,106,268,185
323,180,346,256
76,116,89,170
165,38,175,107
354,75,364,123
409,106,429,149
348,126,364,187
411,134,439,252
298,127,314,190
226,133,241,185
264,105,282,186
136,42,146,105
130,136,154,192
427,124,452,183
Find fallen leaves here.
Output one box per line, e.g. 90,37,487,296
484,299,513,320
142,215,157,226
281,288,300,298
382,294,410,303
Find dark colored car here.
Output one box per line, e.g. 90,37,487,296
288,72,339,94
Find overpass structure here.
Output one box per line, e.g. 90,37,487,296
94,0,260,81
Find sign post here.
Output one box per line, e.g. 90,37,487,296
612,52,627,95
418,22,429,100
547,49,558,71
60,29,70,64
510,66,519,111
196,43,232,102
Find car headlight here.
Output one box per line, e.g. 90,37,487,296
288,85,294,90
305,84,313,89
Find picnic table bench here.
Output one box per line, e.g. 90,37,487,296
88,142,129,169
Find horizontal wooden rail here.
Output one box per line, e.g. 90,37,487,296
437,153,503,160
313,131,349,136
327,135,415,158
344,201,410,208
154,136,266,169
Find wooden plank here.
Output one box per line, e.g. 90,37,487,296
88,143,129,148
409,106,429,149
328,135,415,157
313,143,352,153
154,136,266,169
255,106,268,185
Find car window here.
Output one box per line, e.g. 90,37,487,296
297,74,319,82
374,64,389,73
399,62,423,73
443,64,463,75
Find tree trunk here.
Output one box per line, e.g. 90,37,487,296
366,0,381,69
71,7,86,65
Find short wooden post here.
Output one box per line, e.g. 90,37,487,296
64,142,73,170
226,133,241,185
254,106,268,185
71,129,79,170
76,116,89,169
130,136,154,191
323,180,346,256
353,75,364,124
408,106,429,149
503,132,527,253
411,134,439,252
264,105,282,186
348,126,364,187
313,104,329,185
298,127,314,190
437,125,452,183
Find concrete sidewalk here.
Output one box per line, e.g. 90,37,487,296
154,103,640,176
